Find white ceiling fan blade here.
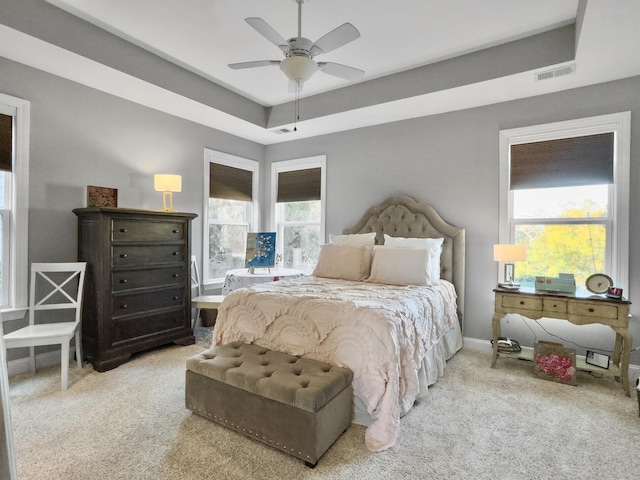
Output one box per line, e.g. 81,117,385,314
228,60,281,70
245,17,289,53
311,23,360,56
317,62,364,81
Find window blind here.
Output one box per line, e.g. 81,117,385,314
0,113,12,172
510,132,614,190
277,167,321,202
209,162,253,201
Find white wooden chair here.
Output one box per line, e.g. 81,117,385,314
190,256,224,329
3,262,87,391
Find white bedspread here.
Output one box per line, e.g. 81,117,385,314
211,276,460,452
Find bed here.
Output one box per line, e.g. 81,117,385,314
211,195,465,452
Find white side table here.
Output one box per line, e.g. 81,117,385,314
222,268,305,295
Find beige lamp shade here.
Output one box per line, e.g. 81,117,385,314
154,174,182,212
493,244,527,262
494,244,527,286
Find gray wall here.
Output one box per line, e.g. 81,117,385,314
1,45,638,365
265,75,640,365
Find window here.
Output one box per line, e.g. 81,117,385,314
0,93,30,319
499,112,630,293
271,156,326,274
203,149,258,285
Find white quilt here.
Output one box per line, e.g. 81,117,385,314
211,276,460,452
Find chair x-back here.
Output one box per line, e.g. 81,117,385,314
3,262,87,391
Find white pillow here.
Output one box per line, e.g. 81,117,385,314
383,235,443,284
367,247,431,286
312,244,373,281
329,232,376,247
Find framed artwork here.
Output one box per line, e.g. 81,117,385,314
87,186,118,207
585,350,610,369
533,341,577,385
245,232,276,269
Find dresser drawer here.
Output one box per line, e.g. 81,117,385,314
568,302,619,320
110,309,185,347
112,287,185,317
543,298,568,314
112,245,186,267
112,218,186,242
500,295,542,312
112,267,185,292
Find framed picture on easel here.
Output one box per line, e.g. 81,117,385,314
245,232,276,269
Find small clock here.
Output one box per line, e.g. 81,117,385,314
585,273,613,294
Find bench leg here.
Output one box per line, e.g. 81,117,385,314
304,461,317,469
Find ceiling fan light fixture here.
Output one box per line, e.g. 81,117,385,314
280,55,317,82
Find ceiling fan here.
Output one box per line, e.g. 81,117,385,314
228,0,365,90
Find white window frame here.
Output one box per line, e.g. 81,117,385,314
203,149,259,288
270,155,326,262
499,112,630,291
0,93,30,321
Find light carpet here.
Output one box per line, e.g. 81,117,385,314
7,329,640,480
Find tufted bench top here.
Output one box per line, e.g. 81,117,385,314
186,341,353,413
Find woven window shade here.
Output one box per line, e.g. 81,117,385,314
209,162,253,201
0,113,12,172
510,132,614,190
277,167,321,203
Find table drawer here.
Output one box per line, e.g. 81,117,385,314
112,219,185,242
568,302,619,320
543,298,568,314
112,267,185,292
501,295,542,312
112,245,186,267
112,287,185,317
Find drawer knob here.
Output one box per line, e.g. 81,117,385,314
173,273,179,278
519,301,525,305
120,253,128,258
120,279,128,284
173,251,180,256
173,296,179,301
172,229,179,234
120,304,128,309
120,228,128,233
589,308,594,312
553,304,557,308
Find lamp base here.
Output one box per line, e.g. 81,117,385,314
161,191,176,212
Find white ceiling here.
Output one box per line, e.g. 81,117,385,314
12,0,640,144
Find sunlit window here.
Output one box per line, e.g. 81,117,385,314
500,113,630,293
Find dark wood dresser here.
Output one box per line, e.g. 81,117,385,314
73,207,198,371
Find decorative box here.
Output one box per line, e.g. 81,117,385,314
533,341,577,385
534,275,576,293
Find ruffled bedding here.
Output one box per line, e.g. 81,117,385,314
211,276,461,452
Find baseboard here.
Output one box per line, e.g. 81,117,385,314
7,347,76,378
463,336,640,387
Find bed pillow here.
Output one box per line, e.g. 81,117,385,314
312,244,373,281
383,234,444,283
367,247,431,286
329,232,376,247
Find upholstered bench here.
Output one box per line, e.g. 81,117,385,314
185,341,353,467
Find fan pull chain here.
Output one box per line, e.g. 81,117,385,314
294,81,301,131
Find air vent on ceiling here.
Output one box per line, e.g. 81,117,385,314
273,128,293,134
535,64,576,82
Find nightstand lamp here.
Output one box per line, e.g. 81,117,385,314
494,244,527,288
154,174,182,212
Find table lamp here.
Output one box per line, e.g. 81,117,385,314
154,174,182,212
493,244,527,287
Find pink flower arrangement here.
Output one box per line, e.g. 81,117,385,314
535,352,576,383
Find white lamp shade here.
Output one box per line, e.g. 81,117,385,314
154,174,182,192
279,56,318,82
493,244,527,262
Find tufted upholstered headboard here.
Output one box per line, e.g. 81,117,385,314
342,195,465,328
